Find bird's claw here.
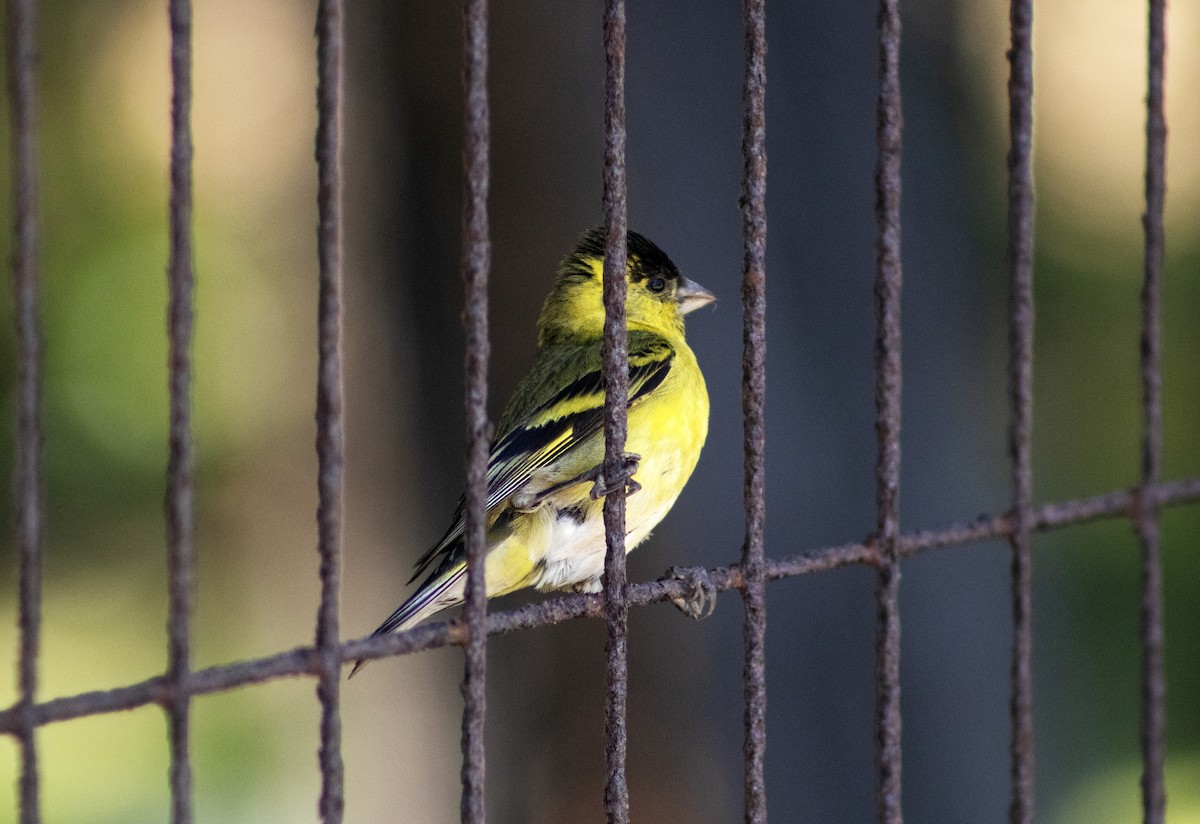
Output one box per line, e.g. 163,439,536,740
509,488,538,513
663,566,718,620
511,452,642,512
589,452,642,500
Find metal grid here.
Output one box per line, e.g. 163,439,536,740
3,1,1195,823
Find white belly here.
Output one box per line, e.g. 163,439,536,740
529,490,683,593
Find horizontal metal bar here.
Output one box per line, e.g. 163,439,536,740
2,475,1198,736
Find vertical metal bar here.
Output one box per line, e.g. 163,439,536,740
7,0,43,821
1138,1,1167,821
1005,2,1035,822
739,0,768,822
873,2,904,823
165,0,195,821
460,0,491,821
314,1,346,821
600,1,630,822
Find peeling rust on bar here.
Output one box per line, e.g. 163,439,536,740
3,481,1199,738
873,1,904,821
314,1,347,821
1138,2,1167,821
460,0,492,821
8,0,43,820
739,0,769,821
600,1,631,820
166,1,196,820
1005,2,1036,821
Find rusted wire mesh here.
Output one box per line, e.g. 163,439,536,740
3,1,1192,823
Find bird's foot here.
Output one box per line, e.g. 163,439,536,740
509,488,539,513
588,452,642,500
662,566,718,620
570,577,603,594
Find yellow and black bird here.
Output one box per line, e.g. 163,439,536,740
353,228,714,675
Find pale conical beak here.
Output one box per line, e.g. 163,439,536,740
676,276,717,315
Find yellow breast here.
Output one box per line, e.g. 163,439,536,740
483,337,709,596
624,341,708,539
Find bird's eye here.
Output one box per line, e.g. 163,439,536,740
647,276,667,293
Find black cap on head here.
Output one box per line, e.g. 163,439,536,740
559,227,680,284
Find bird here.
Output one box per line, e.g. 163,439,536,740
351,227,715,676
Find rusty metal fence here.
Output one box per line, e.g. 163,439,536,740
4,1,1197,823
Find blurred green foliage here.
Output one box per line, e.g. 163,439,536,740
1,1,319,821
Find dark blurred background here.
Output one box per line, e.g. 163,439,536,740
1,1,1198,822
